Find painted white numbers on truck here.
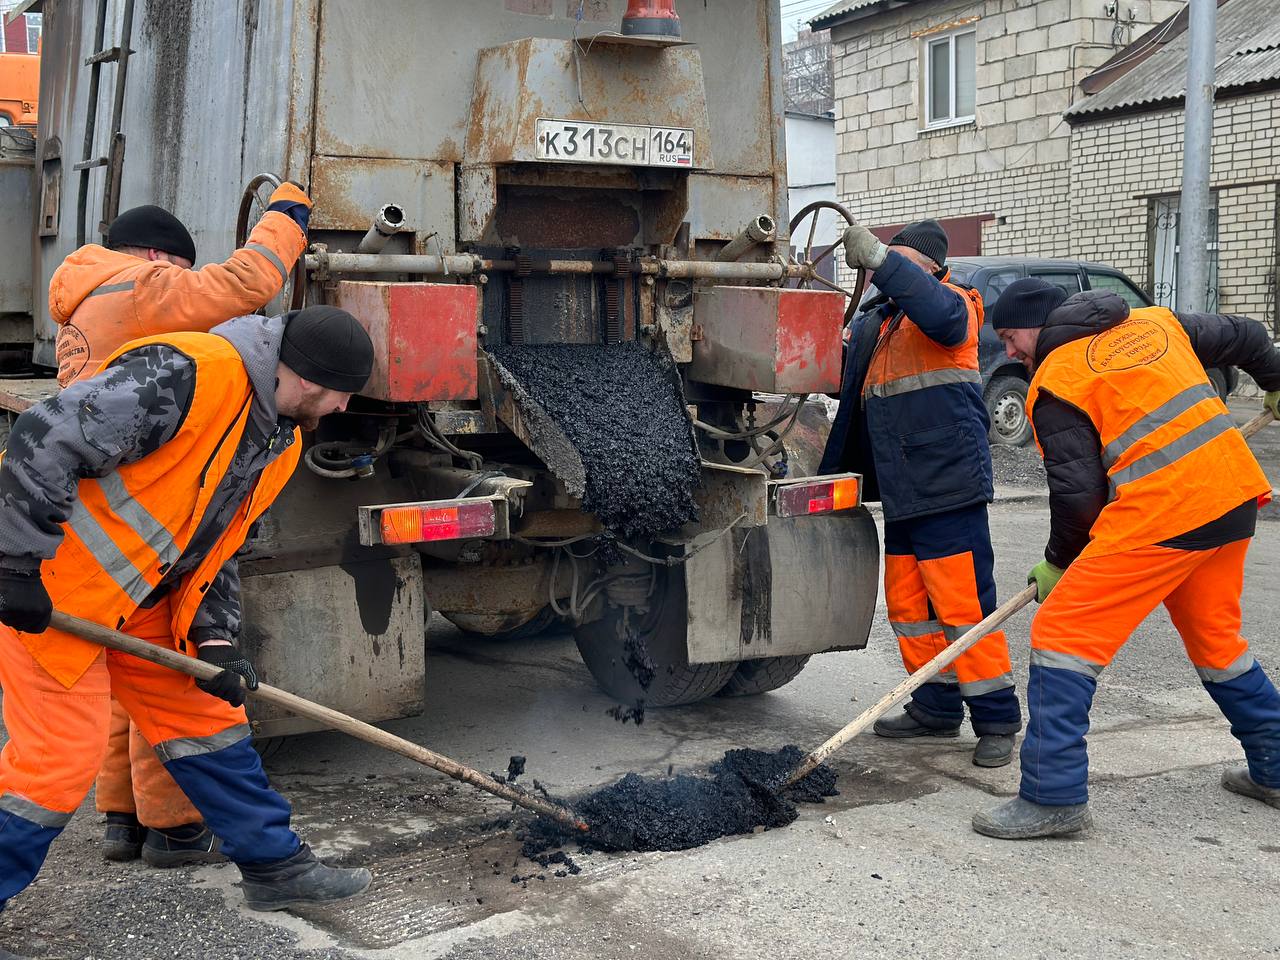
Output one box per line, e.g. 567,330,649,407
535,119,694,168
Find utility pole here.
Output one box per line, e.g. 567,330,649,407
1177,0,1217,312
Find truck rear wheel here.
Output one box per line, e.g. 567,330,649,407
718,655,811,697
573,565,737,707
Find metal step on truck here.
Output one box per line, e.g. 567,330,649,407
0,0,879,737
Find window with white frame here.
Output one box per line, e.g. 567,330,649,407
924,28,976,128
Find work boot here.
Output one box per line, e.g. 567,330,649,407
873,708,960,739
971,797,1092,840
101,812,144,862
141,822,226,868
973,734,1016,768
1221,766,1280,809
239,844,372,912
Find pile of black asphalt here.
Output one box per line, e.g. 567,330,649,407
486,342,701,540
520,746,838,857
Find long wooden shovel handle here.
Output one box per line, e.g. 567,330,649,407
1241,409,1275,440
785,583,1038,786
49,611,588,832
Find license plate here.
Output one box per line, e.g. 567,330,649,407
535,118,694,168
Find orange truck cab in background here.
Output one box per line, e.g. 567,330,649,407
0,49,39,127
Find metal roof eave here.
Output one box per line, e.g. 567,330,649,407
1064,75,1280,125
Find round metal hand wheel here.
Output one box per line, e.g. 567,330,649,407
788,199,867,325
235,172,307,314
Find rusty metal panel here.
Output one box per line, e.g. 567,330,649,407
687,286,844,393
334,281,478,401
465,37,712,168
684,173,777,241
0,157,34,314
310,155,455,250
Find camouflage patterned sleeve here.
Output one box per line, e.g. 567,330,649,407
189,556,242,643
0,345,196,567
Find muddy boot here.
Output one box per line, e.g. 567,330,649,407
971,797,1092,840
239,844,372,912
141,822,226,868
1221,767,1280,809
973,734,1016,768
101,812,144,862
873,708,960,739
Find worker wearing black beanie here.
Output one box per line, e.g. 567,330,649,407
279,306,374,393
988,278,1069,331
106,205,198,263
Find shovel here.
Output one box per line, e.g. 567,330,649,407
785,407,1278,787
49,611,589,833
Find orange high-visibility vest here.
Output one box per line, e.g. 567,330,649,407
1027,306,1270,561
18,331,301,688
862,275,984,401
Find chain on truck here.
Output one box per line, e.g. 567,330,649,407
0,0,880,738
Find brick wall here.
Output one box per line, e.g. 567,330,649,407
1068,93,1280,327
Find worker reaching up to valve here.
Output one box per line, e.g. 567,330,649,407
0,306,375,926
43,185,311,870
821,219,1023,768
975,279,1280,839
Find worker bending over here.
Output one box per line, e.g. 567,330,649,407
975,279,1280,839
823,219,1022,767
47,187,313,868
0,306,374,936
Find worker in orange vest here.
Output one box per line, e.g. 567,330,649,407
44,187,310,868
824,219,1022,767
0,307,375,930
974,278,1280,839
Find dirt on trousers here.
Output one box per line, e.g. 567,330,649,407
486,342,701,540
520,746,838,857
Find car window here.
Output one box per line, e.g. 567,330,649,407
1086,271,1148,309
980,269,1022,307
1029,271,1083,296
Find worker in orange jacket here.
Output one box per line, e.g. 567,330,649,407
0,308,375,937
973,278,1280,839
45,184,311,867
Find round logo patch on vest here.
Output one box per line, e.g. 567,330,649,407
1086,319,1168,373
55,323,91,383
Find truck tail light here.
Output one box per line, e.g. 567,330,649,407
775,477,861,518
380,500,496,544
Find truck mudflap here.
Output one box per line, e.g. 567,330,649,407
682,506,879,665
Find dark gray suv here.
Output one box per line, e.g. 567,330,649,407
945,257,1237,446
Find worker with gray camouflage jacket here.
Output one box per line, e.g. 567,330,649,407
0,307,375,949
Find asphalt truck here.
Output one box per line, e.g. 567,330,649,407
0,0,879,737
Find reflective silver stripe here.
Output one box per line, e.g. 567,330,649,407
942,623,981,643
960,672,1015,697
1108,413,1235,497
245,242,288,282
924,672,959,685
1030,648,1105,678
865,367,981,399
1102,383,1219,467
0,792,73,828
66,499,154,604
1197,652,1257,684
86,280,136,299
891,619,944,639
97,473,180,568
154,723,252,762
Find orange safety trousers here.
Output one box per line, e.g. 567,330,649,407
1022,538,1280,805
883,503,1021,734
94,699,201,828
0,597,243,823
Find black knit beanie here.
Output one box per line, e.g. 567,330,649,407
279,306,374,393
888,219,948,267
106,205,197,262
989,278,1069,330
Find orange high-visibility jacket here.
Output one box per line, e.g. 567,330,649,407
1027,305,1270,561
18,332,301,688
862,277,984,400
50,211,305,386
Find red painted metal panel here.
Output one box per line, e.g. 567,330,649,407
334,282,478,402
775,288,843,393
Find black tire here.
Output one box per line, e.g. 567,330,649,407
984,375,1032,447
1207,367,1230,402
0,411,10,452
251,736,289,762
573,565,737,707
717,655,812,697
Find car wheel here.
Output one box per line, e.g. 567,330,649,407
1207,367,1229,403
984,376,1032,447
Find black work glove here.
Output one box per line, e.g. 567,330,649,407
0,566,52,633
195,640,259,707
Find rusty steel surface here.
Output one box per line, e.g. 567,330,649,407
0,156,34,314
333,281,479,401
309,156,456,250
687,286,844,394
420,556,571,617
